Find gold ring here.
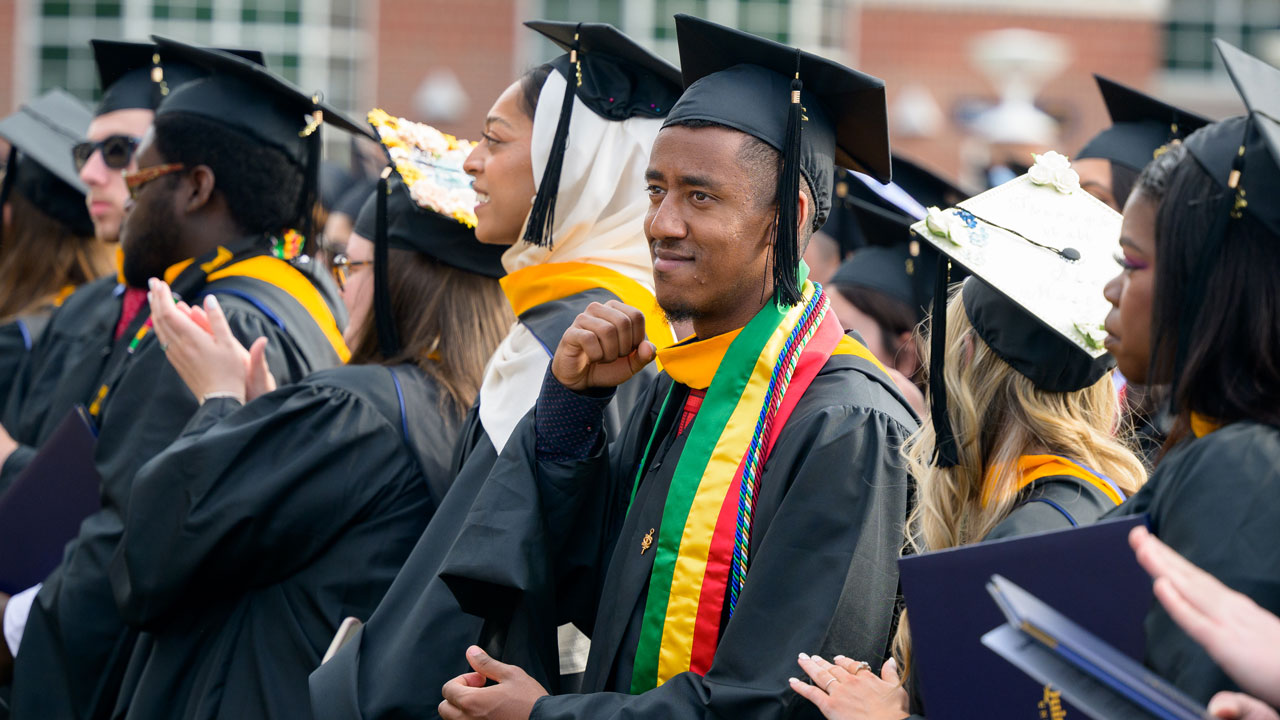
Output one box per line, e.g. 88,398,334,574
823,677,839,692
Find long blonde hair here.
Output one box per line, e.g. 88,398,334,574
893,282,1146,674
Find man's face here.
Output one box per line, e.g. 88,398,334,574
79,108,154,243
643,125,776,325
119,131,181,288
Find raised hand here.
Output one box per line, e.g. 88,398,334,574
148,278,262,405
551,300,656,391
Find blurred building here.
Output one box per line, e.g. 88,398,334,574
0,0,1273,180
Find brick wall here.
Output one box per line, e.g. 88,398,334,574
854,5,1161,182
372,0,524,140
0,0,15,114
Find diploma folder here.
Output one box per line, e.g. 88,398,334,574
983,574,1211,720
0,405,101,594
897,514,1151,719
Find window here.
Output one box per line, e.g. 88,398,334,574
1165,0,1280,73
28,0,371,159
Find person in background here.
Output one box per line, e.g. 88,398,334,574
309,21,680,718
108,118,513,720
3,38,358,719
1075,75,1212,466
0,90,111,414
1104,41,1280,705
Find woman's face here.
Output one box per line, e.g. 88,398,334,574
341,232,375,347
1103,187,1158,382
464,80,537,246
1075,158,1119,211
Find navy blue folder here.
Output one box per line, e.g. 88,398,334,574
897,514,1151,719
983,574,1211,720
0,405,101,594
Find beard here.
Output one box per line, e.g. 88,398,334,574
120,200,180,289
659,300,704,326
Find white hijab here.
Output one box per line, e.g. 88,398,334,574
479,69,663,453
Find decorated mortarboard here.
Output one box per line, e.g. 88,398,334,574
91,39,265,116
0,89,94,238
1076,75,1210,173
148,35,374,245
666,13,890,306
358,109,506,357
521,20,683,249
911,151,1121,466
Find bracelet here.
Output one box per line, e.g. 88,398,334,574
200,391,245,406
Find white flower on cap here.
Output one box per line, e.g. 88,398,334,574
925,205,960,243
1028,150,1080,194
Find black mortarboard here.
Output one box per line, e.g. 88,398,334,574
335,178,377,219
361,110,506,356
0,89,94,238
91,39,265,116
666,14,890,305
911,153,1121,466
830,199,947,324
520,20,682,249
149,35,374,246
888,155,969,209
1076,75,1210,173
319,161,355,212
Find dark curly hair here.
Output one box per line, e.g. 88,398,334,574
152,112,305,237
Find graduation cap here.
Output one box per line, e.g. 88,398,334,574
910,152,1122,466
521,20,683,249
359,109,506,357
148,35,374,246
666,14,890,305
0,89,94,239
1077,75,1210,173
830,199,947,324
91,39,265,116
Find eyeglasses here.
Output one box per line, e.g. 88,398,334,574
330,253,373,290
72,135,141,172
122,163,186,201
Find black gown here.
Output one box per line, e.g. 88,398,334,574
442,349,916,719
0,308,53,421
1110,422,1280,704
1,276,121,492
8,246,346,720
309,289,656,720
107,362,457,720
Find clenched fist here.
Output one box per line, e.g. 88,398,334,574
551,300,656,391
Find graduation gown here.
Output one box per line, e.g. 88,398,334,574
309,289,656,720
107,362,455,720
9,246,346,720
1110,421,1280,704
448,347,915,719
0,309,53,423
905,468,1126,717
0,276,120,491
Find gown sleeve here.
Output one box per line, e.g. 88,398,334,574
110,377,418,630
1138,428,1280,703
531,403,912,720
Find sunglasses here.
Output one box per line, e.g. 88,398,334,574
72,135,141,172
330,253,373,290
122,163,186,201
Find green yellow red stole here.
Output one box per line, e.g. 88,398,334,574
628,276,888,693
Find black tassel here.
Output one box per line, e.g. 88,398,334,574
0,146,17,251
930,255,959,467
300,125,321,256
772,51,804,307
522,26,581,248
374,169,400,358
